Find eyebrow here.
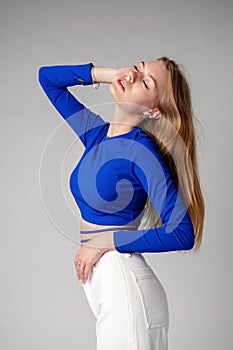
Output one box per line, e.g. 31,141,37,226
140,61,157,87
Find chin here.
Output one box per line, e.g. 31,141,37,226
109,85,122,104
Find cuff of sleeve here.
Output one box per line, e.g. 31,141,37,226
90,64,100,89
75,62,95,85
113,229,147,253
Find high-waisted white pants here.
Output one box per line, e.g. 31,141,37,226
81,250,169,350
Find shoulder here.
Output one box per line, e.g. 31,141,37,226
130,127,169,170
132,127,159,153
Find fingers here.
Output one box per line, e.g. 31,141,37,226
80,264,93,284
74,260,79,279
74,256,82,281
114,66,134,81
74,258,92,284
82,264,92,284
78,264,86,284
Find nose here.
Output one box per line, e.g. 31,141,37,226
125,70,136,83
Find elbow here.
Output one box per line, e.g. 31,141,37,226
38,66,49,87
177,212,195,251
184,231,195,250
186,221,195,250
175,223,195,251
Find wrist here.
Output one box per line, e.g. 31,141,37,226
91,66,116,84
91,66,100,89
91,66,97,82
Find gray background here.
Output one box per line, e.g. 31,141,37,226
1,0,233,349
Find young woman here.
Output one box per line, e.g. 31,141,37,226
38,57,204,350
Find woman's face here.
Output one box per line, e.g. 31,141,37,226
110,59,169,116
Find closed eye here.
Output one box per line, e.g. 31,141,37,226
143,81,148,89
133,65,148,89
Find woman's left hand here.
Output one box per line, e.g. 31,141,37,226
74,232,115,284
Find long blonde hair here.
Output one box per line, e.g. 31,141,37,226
139,56,205,252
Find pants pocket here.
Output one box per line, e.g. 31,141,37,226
130,267,169,329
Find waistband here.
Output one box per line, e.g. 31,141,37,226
93,249,146,272
100,249,133,259
97,249,143,263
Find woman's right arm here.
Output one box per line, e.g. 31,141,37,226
38,62,134,146
38,63,113,147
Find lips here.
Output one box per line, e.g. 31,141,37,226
117,78,126,91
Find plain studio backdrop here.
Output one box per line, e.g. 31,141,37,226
1,0,232,349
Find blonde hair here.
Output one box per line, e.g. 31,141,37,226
139,56,205,252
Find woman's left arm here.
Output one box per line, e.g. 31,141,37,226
112,142,195,253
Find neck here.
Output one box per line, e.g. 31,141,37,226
107,105,139,138
106,123,135,138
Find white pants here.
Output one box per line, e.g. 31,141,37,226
82,250,169,350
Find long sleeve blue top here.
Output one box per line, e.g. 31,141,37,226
38,62,195,253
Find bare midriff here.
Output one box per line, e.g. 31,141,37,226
80,217,137,242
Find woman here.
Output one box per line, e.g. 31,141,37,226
38,57,204,350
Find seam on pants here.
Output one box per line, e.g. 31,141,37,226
115,254,137,350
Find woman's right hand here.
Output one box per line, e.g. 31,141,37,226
91,65,134,84
114,65,135,81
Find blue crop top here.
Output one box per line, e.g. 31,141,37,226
38,62,195,253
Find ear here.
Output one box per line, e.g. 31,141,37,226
149,108,162,119
142,108,162,119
